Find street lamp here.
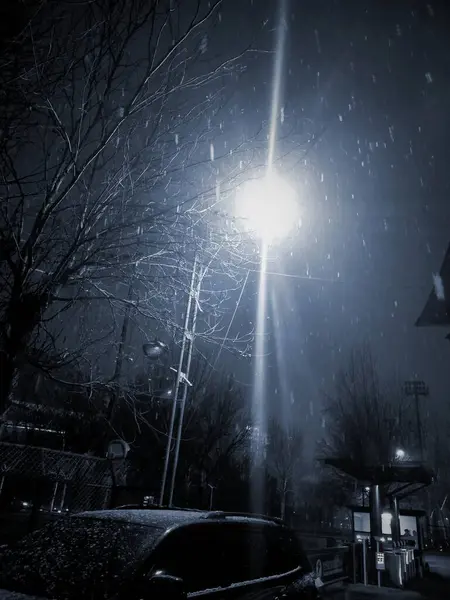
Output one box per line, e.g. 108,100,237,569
142,340,168,359
234,172,299,244
395,448,406,460
162,172,299,508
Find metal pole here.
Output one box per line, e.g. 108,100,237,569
362,538,367,586
50,482,58,513
168,262,201,506
376,541,381,587
370,484,382,547
159,255,198,506
391,496,400,546
414,391,424,462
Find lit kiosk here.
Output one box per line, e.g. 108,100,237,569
324,458,433,587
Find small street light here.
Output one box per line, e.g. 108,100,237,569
142,340,168,359
395,448,406,460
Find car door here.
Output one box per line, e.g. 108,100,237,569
149,521,303,600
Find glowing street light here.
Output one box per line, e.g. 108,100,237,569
395,448,406,460
234,172,299,244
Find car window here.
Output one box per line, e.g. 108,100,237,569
151,522,307,592
265,528,310,576
153,523,230,592
222,524,270,582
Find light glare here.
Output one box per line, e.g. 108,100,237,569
235,173,299,243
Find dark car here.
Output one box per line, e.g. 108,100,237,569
0,508,320,600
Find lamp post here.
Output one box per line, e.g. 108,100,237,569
168,259,203,506
159,253,201,506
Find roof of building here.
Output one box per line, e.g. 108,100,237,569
416,242,450,327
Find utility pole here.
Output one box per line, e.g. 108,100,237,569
168,262,202,506
159,254,200,506
404,380,429,463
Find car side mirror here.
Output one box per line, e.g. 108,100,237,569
148,573,186,600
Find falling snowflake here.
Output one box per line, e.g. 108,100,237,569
175,133,179,145
425,72,433,84
433,274,445,301
117,107,124,118
314,29,321,54
210,143,215,161
200,34,208,54
280,106,285,123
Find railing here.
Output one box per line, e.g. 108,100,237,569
0,442,121,513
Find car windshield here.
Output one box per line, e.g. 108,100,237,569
0,516,162,599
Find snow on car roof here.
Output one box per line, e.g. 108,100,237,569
75,509,210,530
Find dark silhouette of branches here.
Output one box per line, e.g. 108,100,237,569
0,0,286,412
318,345,413,468
266,420,303,520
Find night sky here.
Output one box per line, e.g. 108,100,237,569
9,0,449,459
209,0,450,457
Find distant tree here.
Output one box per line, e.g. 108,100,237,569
294,470,354,530
319,346,413,469
101,354,251,508
266,420,303,520
316,345,419,522
177,372,250,508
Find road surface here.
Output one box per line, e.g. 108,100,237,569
424,551,450,580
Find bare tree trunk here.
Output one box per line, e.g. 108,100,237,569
280,479,287,521
106,282,134,427
281,494,286,521
0,351,17,416
0,289,48,414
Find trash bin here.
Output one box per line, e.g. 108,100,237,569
386,550,404,587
